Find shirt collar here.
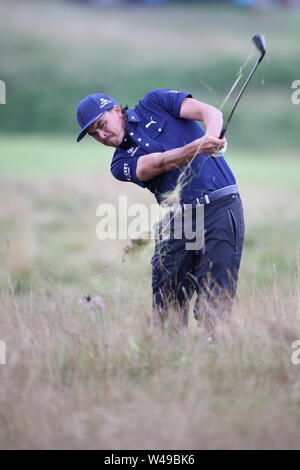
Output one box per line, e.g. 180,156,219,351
126,109,140,124
119,110,141,148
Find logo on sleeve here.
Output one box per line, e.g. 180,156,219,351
123,163,131,181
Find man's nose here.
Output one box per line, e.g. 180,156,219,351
95,129,107,142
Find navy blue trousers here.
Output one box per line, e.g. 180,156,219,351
151,194,245,329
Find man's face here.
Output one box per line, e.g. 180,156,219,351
87,105,125,147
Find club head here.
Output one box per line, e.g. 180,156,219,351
252,34,267,57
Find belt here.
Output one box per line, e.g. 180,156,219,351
182,184,239,207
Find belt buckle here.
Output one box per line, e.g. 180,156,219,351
196,196,210,206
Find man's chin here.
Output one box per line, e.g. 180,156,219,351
105,137,122,148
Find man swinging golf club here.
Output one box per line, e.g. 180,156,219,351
75,35,266,333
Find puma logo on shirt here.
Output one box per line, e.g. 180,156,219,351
145,117,157,128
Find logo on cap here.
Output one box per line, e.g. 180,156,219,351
99,98,112,108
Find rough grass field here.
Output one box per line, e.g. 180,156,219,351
1,0,300,451
1,135,300,449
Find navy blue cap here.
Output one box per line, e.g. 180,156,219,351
76,93,118,142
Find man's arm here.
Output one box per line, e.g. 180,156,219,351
179,97,223,137
136,134,225,182
136,97,225,182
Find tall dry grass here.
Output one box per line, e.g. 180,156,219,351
0,173,300,449
0,271,300,449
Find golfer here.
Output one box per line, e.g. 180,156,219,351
76,89,245,332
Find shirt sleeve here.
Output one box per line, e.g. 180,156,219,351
144,89,192,118
110,150,146,188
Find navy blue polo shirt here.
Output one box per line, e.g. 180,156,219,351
110,89,236,204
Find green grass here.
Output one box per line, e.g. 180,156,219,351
230,150,300,190
1,135,300,191
0,134,113,177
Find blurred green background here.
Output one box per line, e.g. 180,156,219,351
1,0,300,156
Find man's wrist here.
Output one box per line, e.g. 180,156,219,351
186,140,202,159
205,129,223,139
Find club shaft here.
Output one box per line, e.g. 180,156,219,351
219,54,264,139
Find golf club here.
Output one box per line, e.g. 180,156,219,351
212,34,267,158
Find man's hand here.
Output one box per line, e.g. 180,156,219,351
193,135,226,155
211,139,227,158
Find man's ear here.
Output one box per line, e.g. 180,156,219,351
113,105,122,115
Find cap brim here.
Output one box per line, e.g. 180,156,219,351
76,111,105,142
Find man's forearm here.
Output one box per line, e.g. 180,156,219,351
136,135,224,181
159,139,203,171
137,140,202,181
201,106,223,137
